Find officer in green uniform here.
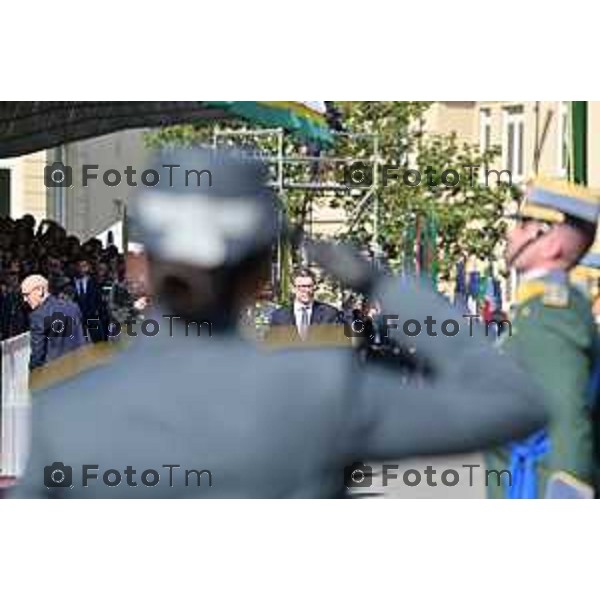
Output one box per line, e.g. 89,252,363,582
487,177,600,499
572,239,600,496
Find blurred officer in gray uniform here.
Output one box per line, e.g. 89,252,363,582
11,147,547,499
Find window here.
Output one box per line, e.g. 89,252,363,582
503,106,525,182
557,101,569,177
479,108,492,153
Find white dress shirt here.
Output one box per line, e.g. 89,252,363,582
76,276,89,296
294,301,313,337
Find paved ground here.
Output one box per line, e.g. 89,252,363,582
348,453,487,499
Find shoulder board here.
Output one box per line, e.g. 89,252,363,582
542,281,570,308
516,281,546,306
516,280,570,308
30,339,129,392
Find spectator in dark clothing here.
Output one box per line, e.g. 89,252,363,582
72,257,109,342
0,277,29,341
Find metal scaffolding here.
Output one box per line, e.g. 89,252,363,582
212,127,385,296
215,128,383,227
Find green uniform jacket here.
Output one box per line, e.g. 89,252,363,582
588,321,600,493
486,272,596,498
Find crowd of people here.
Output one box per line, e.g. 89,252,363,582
0,214,132,356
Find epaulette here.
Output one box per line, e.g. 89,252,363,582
516,281,546,305
261,324,352,351
542,280,570,308
30,339,130,392
515,279,570,308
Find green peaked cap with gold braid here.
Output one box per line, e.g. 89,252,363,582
517,177,600,224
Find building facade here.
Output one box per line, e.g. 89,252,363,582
425,101,600,186
57,129,151,248
423,101,600,305
0,151,48,222
0,128,150,251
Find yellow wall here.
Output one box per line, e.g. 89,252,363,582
21,151,48,220
422,101,477,140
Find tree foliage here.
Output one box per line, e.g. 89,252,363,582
329,102,515,280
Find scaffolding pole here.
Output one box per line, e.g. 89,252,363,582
211,127,384,292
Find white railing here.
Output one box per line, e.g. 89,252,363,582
0,332,31,480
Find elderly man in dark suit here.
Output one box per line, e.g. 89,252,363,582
269,267,342,340
21,274,87,369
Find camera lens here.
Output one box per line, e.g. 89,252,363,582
352,319,364,334
51,169,65,184
351,169,364,184
351,469,364,484
51,319,65,334
51,469,65,484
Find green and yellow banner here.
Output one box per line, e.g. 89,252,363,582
205,101,332,145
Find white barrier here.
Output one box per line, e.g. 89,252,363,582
0,332,31,479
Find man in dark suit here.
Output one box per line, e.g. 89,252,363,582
269,267,342,340
21,274,87,369
72,257,109,342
